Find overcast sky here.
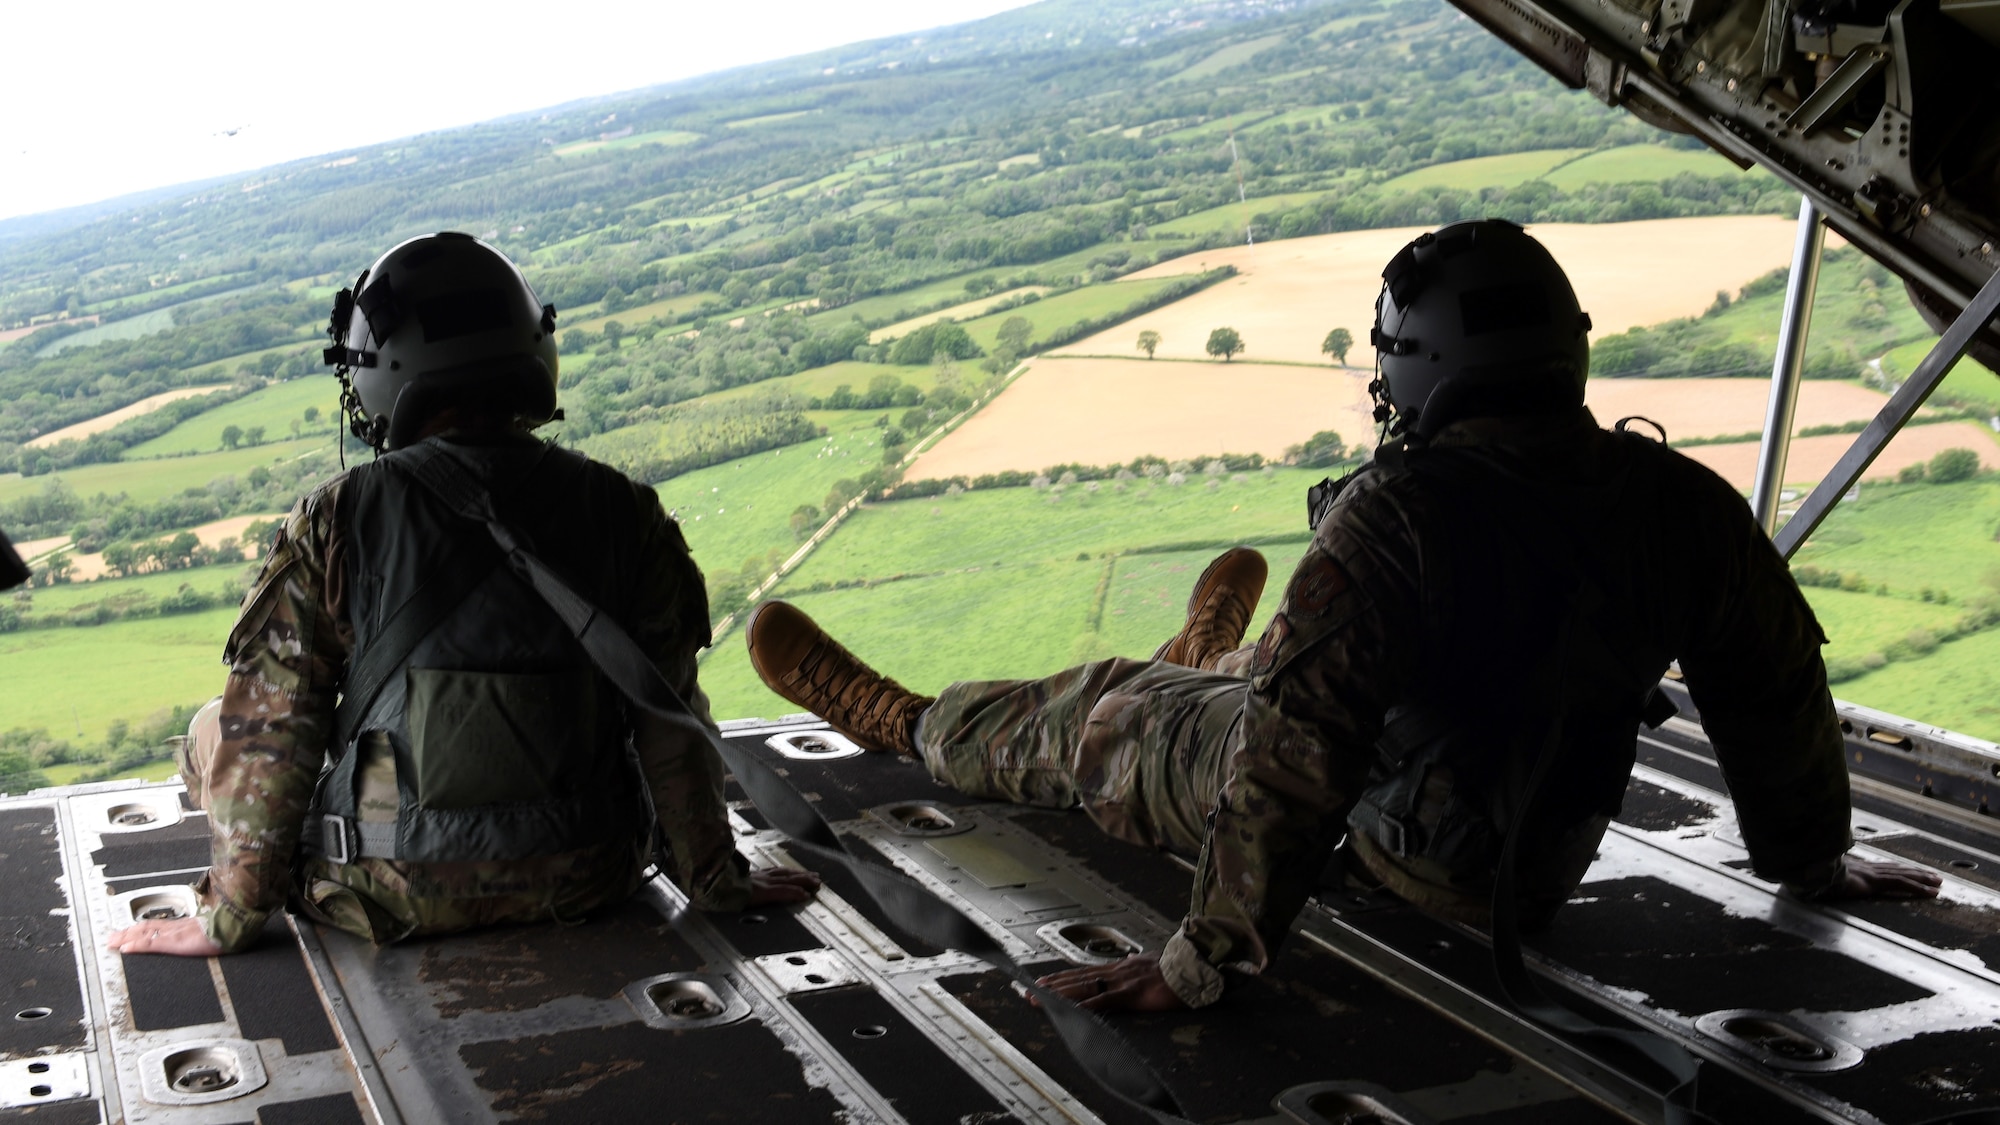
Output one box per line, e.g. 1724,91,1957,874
0,0,1042,223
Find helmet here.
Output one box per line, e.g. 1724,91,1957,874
324,232,559,450
1370,220,1591,438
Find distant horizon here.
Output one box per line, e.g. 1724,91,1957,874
0,0,1042,224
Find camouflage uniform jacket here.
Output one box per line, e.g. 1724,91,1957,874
1159,408,1851,1006
197,433,748,952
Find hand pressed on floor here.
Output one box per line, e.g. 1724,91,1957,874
106,916,224,958
1816,856,1943,900
1032,951,1187,1013
747,866,823,906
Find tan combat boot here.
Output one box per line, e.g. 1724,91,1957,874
745,601,934,755
1153,546,1269,670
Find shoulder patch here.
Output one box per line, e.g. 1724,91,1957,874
1289,551,1351,617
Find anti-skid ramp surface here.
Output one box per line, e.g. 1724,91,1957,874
6,715,1996,1123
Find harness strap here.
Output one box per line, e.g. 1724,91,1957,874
396,442,1194,1124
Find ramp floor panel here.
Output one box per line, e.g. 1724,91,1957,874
16,716,2000,1124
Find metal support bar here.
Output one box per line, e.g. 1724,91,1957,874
1774,265,2000,558
1786,46,1892,135
1751,198,1825,536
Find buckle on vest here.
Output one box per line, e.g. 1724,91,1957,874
1379,814,1415,857
321,814,357,866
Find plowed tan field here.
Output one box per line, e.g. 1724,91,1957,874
1584,377,1891,440
1684,421,2000,490
907,357,1375,480
1055,216,1805,367
27,385,230,448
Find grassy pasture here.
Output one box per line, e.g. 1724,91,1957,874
726,110,816,129
697,471,1317,720
693,361,939,407
567,291,723,335
0,607,236,744
1802,587,1966,661
813,272,1025,327
1149,187,1355,238
1380,149,1587,193
1881,341,2000,411
125,378,341,457
1831,628,2000,741
1541,144,1759,190
652,412,896,576
1791,476,2000,602
954,277,1193,351
177,334,323,381
554,129,702,157
791,469,1317,586
17,561,251,614
1172,35,1289,82
872,287,1052,342
0,438,332,505
38,308,175,356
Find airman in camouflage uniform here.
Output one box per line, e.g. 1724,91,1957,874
111,232,813,961
158,470,751,954
748,220,1941,1011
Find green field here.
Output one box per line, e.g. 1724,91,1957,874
38,308,176,357
1799,586,1966,661
1880,341,2000,411
0,607,235,744
566,292,722,335
1172,36,1289,82
696,361,940,407
16,560,252,614
696,470,1318,719
874,287,1051,342
651,412,898,577
41,759,183,787
1831,627,2000,740
125,378,342,457
554,129,702,157
812,271,1023,328
1380,149,1587,193
1542,144,1758,190
1150,187,1355,237
956,277,1193,351
726,110,816,129
0,438,333,505
1791,477,2000,601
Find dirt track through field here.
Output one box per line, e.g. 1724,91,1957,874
1058,216,1804,367
1685,421,2000,490
27,386,230,448
907,357,1374,480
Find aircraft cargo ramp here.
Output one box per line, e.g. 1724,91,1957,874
5,690,2000,1125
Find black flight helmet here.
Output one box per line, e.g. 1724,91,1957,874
1371,220,1591,438
324,232,559,451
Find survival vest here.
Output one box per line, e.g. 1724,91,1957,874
1341,427,1681,922
305,436,651,865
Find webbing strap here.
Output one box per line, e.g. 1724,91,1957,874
396,440,1192,1122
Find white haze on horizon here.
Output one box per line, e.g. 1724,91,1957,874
1,0,1041,223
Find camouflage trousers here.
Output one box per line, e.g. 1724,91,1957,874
917,657,1252,858
179,700,643,944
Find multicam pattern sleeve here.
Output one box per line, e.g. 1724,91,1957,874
625,487,753,913
199,478,350,953
1163,470,1424,1006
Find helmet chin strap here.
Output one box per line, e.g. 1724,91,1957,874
325,287,387,463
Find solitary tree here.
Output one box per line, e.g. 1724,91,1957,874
1206,327,1244,362
302,405,320,424
995,316,1033,356
1136,329,1162,359
220,424,244,450
243,426,266,446
1322,327,1353,366
603,320,626,350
